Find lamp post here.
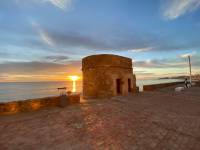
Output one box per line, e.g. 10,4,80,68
188,55,192,84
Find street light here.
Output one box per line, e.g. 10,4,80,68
188,55,192,84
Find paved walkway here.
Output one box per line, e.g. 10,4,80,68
0,86,200,150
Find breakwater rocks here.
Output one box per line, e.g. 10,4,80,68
0,94,80,115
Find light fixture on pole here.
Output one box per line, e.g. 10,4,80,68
188,55,192,84
181,52,195,85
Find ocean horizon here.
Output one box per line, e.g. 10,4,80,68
0,79,183,102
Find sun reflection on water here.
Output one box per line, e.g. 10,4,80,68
68,76,80,93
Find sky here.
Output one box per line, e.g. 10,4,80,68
0,0,200,82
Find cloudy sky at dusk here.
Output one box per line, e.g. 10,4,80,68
0,0,200,82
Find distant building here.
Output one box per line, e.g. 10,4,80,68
82,54,137,99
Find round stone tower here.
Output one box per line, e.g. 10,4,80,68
82,54,137,99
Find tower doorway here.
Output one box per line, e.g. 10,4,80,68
116,79,122,94
128,79,131,92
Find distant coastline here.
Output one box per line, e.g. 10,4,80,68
159,74,200,80
159,76,186,80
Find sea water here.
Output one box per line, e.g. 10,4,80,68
0,79,183,102
0,81,82,102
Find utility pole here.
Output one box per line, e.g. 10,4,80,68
188,55,192,84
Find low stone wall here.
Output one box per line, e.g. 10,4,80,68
132,86,140,93
143,82,184,91
195,81,200,87
0,94,80,115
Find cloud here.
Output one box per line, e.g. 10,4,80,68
133,56,200,79
1,57,199,82
0,60,81,81
134,55,200,70
180,51,197,58
0,61,81,74
31,23,156,51
135,59,187,68
32,25,200,53
31,21,55,47
129,47,154,53
39,30,55,47
30,21,157,51
0,74,8,80
32,24,111,50
44,55,69,62
134,71,156,76
0,52,9,57
163,0,200,20
44,0,73,10
15,0,73,11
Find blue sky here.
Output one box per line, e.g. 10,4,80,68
0,0,200,82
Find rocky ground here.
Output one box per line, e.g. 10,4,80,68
0,85,200,150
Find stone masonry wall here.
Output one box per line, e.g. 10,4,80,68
82,54,137,99
0,94,80,115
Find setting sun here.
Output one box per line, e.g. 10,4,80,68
68,75,80,81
